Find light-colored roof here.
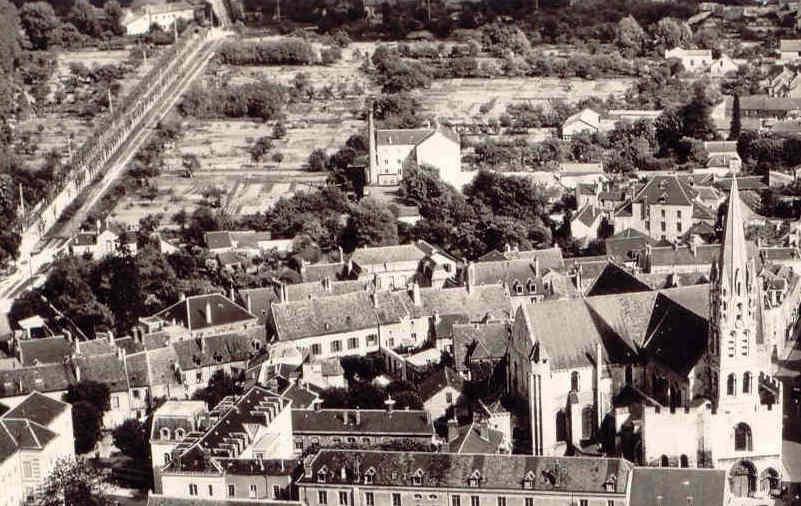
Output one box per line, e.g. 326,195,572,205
780,39,801,52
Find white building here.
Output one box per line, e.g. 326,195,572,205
561,108,600,140
367,112,461,187
122,2,198,36
665,48,713,71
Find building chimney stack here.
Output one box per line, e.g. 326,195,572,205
411,282,422,307
355,407,361,426
205,299,212,325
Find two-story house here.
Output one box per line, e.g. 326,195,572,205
614,176,697,242
348,241,459,290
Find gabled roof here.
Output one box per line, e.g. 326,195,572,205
172,330,264,371
605,229,654,262
1,418,56,450
279,383,318,409
586,263,653,297
376,129,434,146
418,367,464,401
476,247,564,270
0,363,76,397
450,422,505,454
75,353,127,392
270,291,378,342
629,468,726,506
573,204,603,228
633,176,697,207
4,392,69,426
302,262,346,283
303,450,632,494
703,140,739,154
154,293,257,332
291,409,432,435
237,287,280,320
350,243,427,267
404,285,513,322
563,108,600,130
452,323,508,369
285,280,368,302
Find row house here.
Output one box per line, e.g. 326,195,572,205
298,450,633,506
349,241,459,290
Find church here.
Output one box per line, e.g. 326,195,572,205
507,178,783,500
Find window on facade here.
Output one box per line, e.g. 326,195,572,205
571,371,579,391
112,396,120,408
228,484,235,497
249,485,257,498
23,462,32,478
311,344,322,355
348,338,359,350
340,491,349,505
446,392,453,403
727,374,737,396
388,338,395,348
453,496,461,506
660,209,666,217
497,497,506,506
347,437,356,443
581,406,594,440
362,437,371,444
132,389,140,399
392,493,401,506
164,453,171,465
367,334,377,345
556,410,568,442
196,371,202,382
295,440,304,450
365,468,375,484
676,222,682,232
514,283,523,295
608,501,615,506
661,222,666,231
412,469,423,486
319,491,328,505
208,485,214,497
366,493,375,506
579,500,588,506
160,428,171,440
743,372,751,394
734,423,753,451
332,437,341,444
331,340,342,353
525,499,533,506
471,496,480,506
189,484,198,496
468,471,481,487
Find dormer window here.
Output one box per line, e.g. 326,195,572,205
604,475,617,492
318,466,329,483
523,471,535,489
514,282,523,295
364,468,376,485
412,469,423,486
160,428,171,440
468,470,481,487
527,279,536,293
175,428,185,440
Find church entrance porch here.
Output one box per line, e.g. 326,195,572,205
730,460,757,498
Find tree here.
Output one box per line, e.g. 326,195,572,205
0,0,20,75
729,94,742,141
341,198,399,251
250,136,274,162
65,380,111,413
272,121,287,139
19,2,59,49
36,457,111,506
103,0,123,35
307,148,328,172
393,390,423,410
191,370,243,409
649,17,692,53
615,15,646,58
69,0,97,36
112,419,149,461
597,216,615,240
72,401,102,454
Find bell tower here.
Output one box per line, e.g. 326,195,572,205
708,177,762,409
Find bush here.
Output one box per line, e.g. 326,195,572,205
217,38,316,65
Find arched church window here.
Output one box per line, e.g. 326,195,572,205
734,423,752,451
727,374,737,396
743,372,751,394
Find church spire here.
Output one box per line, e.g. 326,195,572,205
718,177,748,292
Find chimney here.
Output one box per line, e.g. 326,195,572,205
96,218,102,232
63,330,72,343
466,262,475,293
230,286,235,301
410,282,422,307
534,256,540,278
106,329,114,345
447,417,459,443
433,311,441,326
74,362,81,383
338,246,344,264
689,238,697,257
279,283,288,304
246,292,252,313
116,346,125,362
304,456,314,478
343,411,349,425
504,243,511,254
205,299,212,325
371,291,378,309
180,292,186,301
312,398,323,411
355,407,361,426
385,395,395,413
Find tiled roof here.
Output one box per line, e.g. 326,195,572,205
350,243,427,267
147,495,300,506
605,229,653,262
2,419,56,449
147,346,182,388
433,314,470,339
303,450,632,494
238,287,280,321
629,468,726,506
4,391,69,426
173,330,264,371
586,263,653,297
302,262,346,282
740,95,801,112
214,458,298,476
145,1,196,14
154,293,257,332
376,129,434,146
0,363,76,397
640,244,722,268
72,231,98,247
418,367,464,401
271,291,378,342
285,280,367,302
0,421,16,465
452,323,508,370
291,409,432,435
407,285,513,322
633,176,697,207
76,338,116,356
205,231,235,250
75,353,127,392
19,336,72,366
279,383,318,409
124,352,149,388
574,204,603,228
563,108,600,129
449,421,505,454
476,247,564,270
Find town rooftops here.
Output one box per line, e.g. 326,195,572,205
302,262,346,282
18,336,72,366
205,231,273,251
350,241,436,268
285,280,367,302
4,391,69,427
270,291,377,342
452,322,509,370
780,39,801,52
418,366,464,401
633,175,697,207
172,329,265,371
628,467,726,506
476,246,564,270
0,363,76,398
449,421,506,454
150,400,206,442
291,408,432,435
563,108,600,129
739,95,801,112
574,204,604,228
147,495,302,506
376,129,435,146
303,450,632,494
153,293,257,332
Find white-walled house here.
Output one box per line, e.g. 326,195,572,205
665,48,713,70
122,2,198,36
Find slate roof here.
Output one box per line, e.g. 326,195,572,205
150,400,206,442
4,392,69,426
0,363,76,397
433,314,470,340
238,287,280,321
302,262,346,282
75,353,127,392
692,203,717,221
452,323,508,370
172,330,264,371
279,383,319,409
629,468,726,506
291,409,432,435
406,286,513,322
154,293,257,332
586,263,653,297
18,336,72,366
2,419,56,449
76,338,116,356
640,244,722,269
633,176,696,207
574,204,603,228
419,367,464,401
605,229,654,262
304,450,632,494
285,280,367,302
147,495,300,506
376,129,434,146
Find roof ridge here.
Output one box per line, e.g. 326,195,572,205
457,422,474,454
0,420,16,446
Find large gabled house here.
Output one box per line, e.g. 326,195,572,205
148,293,259,339
614,175,700,242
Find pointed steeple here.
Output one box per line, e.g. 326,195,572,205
718,177,748,291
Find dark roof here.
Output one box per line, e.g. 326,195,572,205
173,330,265,371
405,286,513,322
633,176,696,207
205,231,234,250
587,263,653,297
214,458,298,476
303,450,632,494
154,293,257,331
605,234,651,263
238,287,279,321
279,383,319,409
449,422,505,454
77,338,117,356
418,367,464,401
641,244,722,269
302,262,346,283
291,409,432,435
476,247,564,270
4,392,69,426
0,363,76,397
641,293,709,376
19,336,73,366
740,95,801,112
72,231,98,247
714,176,767,192
470,259,576,299
271,291,378,342
376,129,434,146
75,353,127,392
452,323,508,370
629,468,726,506
574,204,603,228
433,314,470,339
1,418,56,449
285,280,367,302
